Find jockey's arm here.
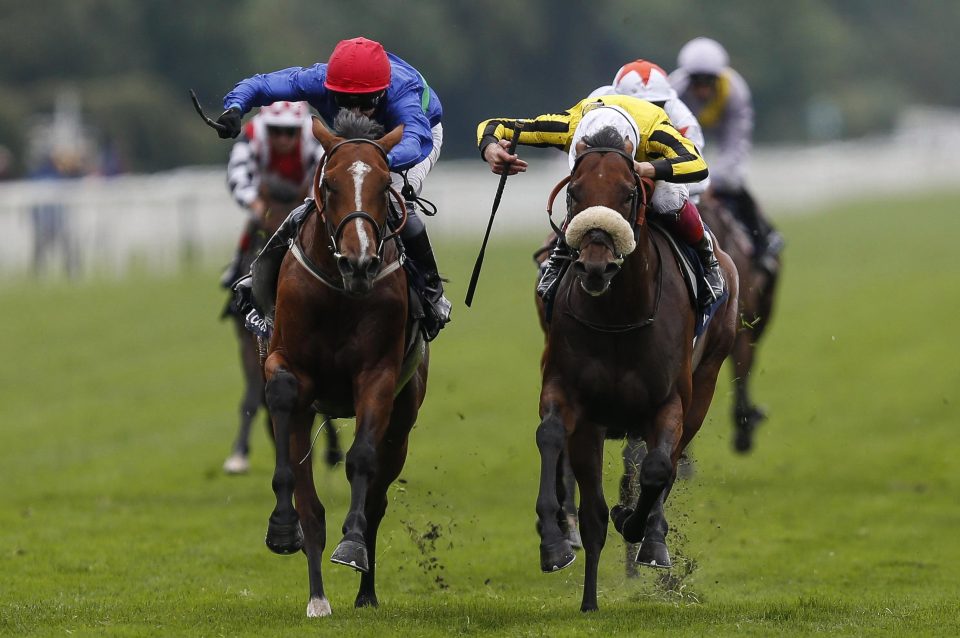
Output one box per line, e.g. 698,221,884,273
381,90,435,172
226,136,261,215
642,121,709,184
223,66,320,114
476,112,575,175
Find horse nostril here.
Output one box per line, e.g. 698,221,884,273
337,255,354,275
366,255,382,276
572,262,587,275
604,262,621,276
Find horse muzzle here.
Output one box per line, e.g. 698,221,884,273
572,257,620,296
337,253,382,296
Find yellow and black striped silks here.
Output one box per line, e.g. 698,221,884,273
477,95,708,183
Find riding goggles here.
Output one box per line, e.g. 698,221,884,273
333,90,385,110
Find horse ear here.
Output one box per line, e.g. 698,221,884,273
624,138,635,156
575,140,588,156
376,125,404,153
312,116,339,151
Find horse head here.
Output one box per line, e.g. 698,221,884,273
563,127,644,296
312,111,404,296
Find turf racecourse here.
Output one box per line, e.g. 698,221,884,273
1,191,959,637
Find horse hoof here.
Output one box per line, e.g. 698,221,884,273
223,453,250,475
330,538,369,573
540,539,576,573
733,429,753,453
635,540,672,569
265,517,303,555
306,596,332,618
354,593,379,609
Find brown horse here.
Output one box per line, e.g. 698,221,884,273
261,111,428,617
222,180,342,474
699,195,780,451
533,128,738,612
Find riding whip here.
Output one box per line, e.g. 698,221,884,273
188,89,229,135
464,121,523,307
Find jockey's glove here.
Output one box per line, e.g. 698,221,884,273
216,107,242,139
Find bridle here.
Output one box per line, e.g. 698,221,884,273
545,146,663,333
311,138,408,261
545,146,652,245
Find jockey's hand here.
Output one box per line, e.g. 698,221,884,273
633,161,656,178
216,107,242,139
484,139,528,176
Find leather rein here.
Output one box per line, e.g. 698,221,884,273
545,146,663,333
291,138,408,291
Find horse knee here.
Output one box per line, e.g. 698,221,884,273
345,438,376,478
536,416,565,453
639,449,672,491
265,369,298,414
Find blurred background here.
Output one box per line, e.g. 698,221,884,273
1,0,959,277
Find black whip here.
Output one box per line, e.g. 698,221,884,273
464,121,523,307
188,89,229,135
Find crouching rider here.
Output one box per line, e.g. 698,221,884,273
477,94,724,309
213,36,450,340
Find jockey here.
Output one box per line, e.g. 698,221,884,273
590,59,709,202
214,36,450,340
478,95,725,309
220,100,322,288
669,37,783,272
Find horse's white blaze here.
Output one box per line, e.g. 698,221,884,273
307,596,332,618
348,160,373,254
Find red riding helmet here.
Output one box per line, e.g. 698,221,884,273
324,37,392,93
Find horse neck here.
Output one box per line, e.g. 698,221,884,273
299,209,339,273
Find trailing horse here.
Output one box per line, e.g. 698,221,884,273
260,111,428,617
533,128,738,612
221,180,342,475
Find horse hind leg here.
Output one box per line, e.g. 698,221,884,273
224,331,265,474
535,405,576,573
731,327,766,453
568,425,608,612
619,436,645,577
323,418,344,467
558,453,582,549
263,364,304,555
290,418,331,617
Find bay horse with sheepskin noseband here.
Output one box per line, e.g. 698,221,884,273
534,138,738,612
262,113,428,618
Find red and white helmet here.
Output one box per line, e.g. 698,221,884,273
324,37,392,93
677,37,729,76
612,60,676,103
258,101,309,127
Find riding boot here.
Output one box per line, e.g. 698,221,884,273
399,203,451,341
235,199,313,321
536,239,570,303
718,188,783,271
694,232,725,309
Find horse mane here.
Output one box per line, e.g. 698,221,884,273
581,125,626,151
333,109,385,140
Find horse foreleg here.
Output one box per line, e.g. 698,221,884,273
568,424,607,612
263,361,305,555
612,394,682,550
290,415,330,617
331,373,397,574
354,379,418,608
224,329,265,474
619,436,645,577
535,399,576,573
731,327,764,453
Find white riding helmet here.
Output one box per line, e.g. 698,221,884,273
258,101,309,127
677,37,729,76
612,60,676,103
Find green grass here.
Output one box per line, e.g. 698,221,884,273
1,192,959,636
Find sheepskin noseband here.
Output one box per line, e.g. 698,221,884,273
564,206,637,256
